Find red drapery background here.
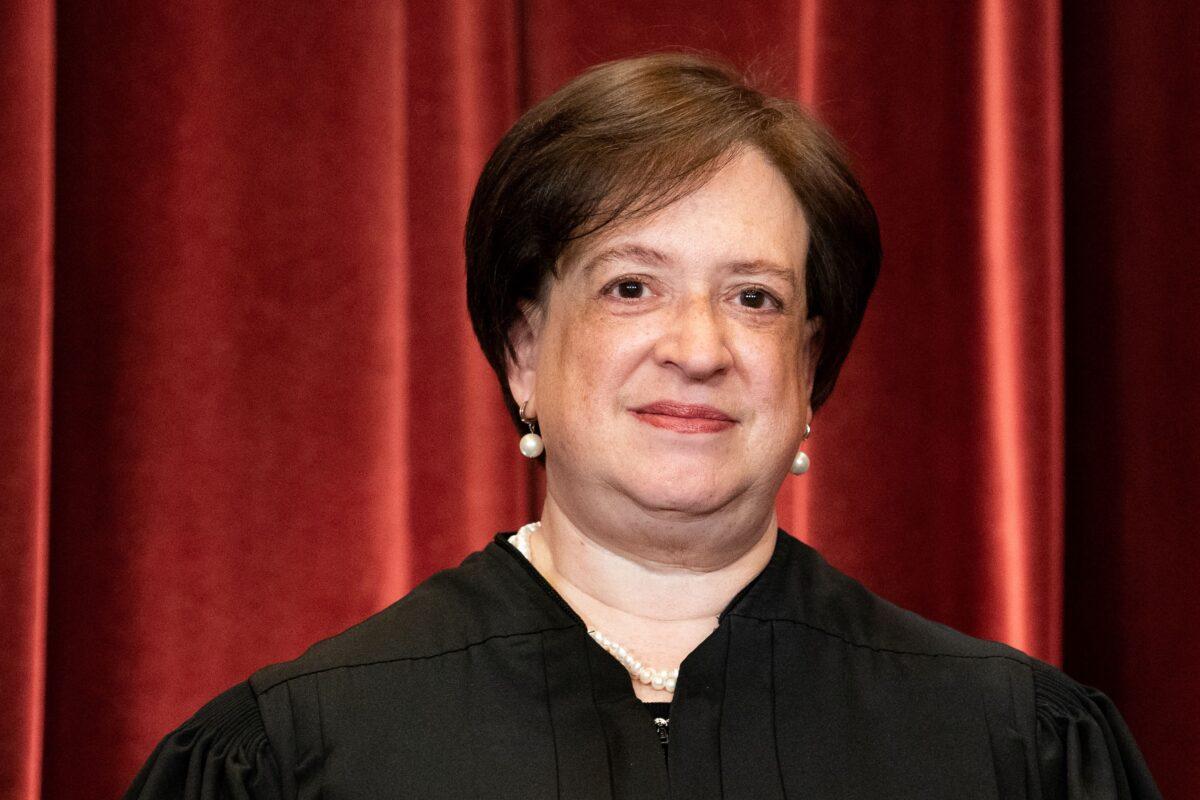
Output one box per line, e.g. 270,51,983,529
2,1,1196,797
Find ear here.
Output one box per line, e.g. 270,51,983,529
802,315,824,428
505,300,544,418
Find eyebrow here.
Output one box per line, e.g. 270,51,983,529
581,243,671,273
728,260,801,292
581,243,801,292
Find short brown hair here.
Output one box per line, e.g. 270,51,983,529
466,51,881,430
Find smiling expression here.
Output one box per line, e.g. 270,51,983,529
508,146,821,517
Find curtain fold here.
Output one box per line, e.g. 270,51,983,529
0,1,1193,797
0,1,53,797
1062,0,1200,793
767,0,1065,662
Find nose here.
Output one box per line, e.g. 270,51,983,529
653,293,733,380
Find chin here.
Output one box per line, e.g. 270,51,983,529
618,460,743,516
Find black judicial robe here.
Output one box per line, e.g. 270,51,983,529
125,530,1163,799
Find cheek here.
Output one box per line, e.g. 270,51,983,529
548,310,649,405
740,333,807,419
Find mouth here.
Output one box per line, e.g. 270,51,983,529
629,401,737,434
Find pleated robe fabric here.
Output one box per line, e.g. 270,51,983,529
124,530,1162,799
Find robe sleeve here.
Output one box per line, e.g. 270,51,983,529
1033,662,1162,800
123,681,286,800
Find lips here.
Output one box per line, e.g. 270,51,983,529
630,401,736,434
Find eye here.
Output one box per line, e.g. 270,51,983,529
605,278,650,300
737,287,781,310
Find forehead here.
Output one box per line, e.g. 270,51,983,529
559,147,810,280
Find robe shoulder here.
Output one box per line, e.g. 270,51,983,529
122,681,285,800
770,536,1162,798
1032,660,1163,799
249,539,570,694
124,541,550,799
758,531,1037,663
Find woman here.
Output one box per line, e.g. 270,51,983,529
126,53,1161,799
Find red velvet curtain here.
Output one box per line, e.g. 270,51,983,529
2,1,1195,797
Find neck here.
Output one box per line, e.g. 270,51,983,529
534,492,778,621
524,492,778,700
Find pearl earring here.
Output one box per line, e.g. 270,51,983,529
518,400,544,458
790,423,812,475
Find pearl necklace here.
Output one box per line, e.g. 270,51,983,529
509,522,680,693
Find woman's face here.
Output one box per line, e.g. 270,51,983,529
509,146,820,522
